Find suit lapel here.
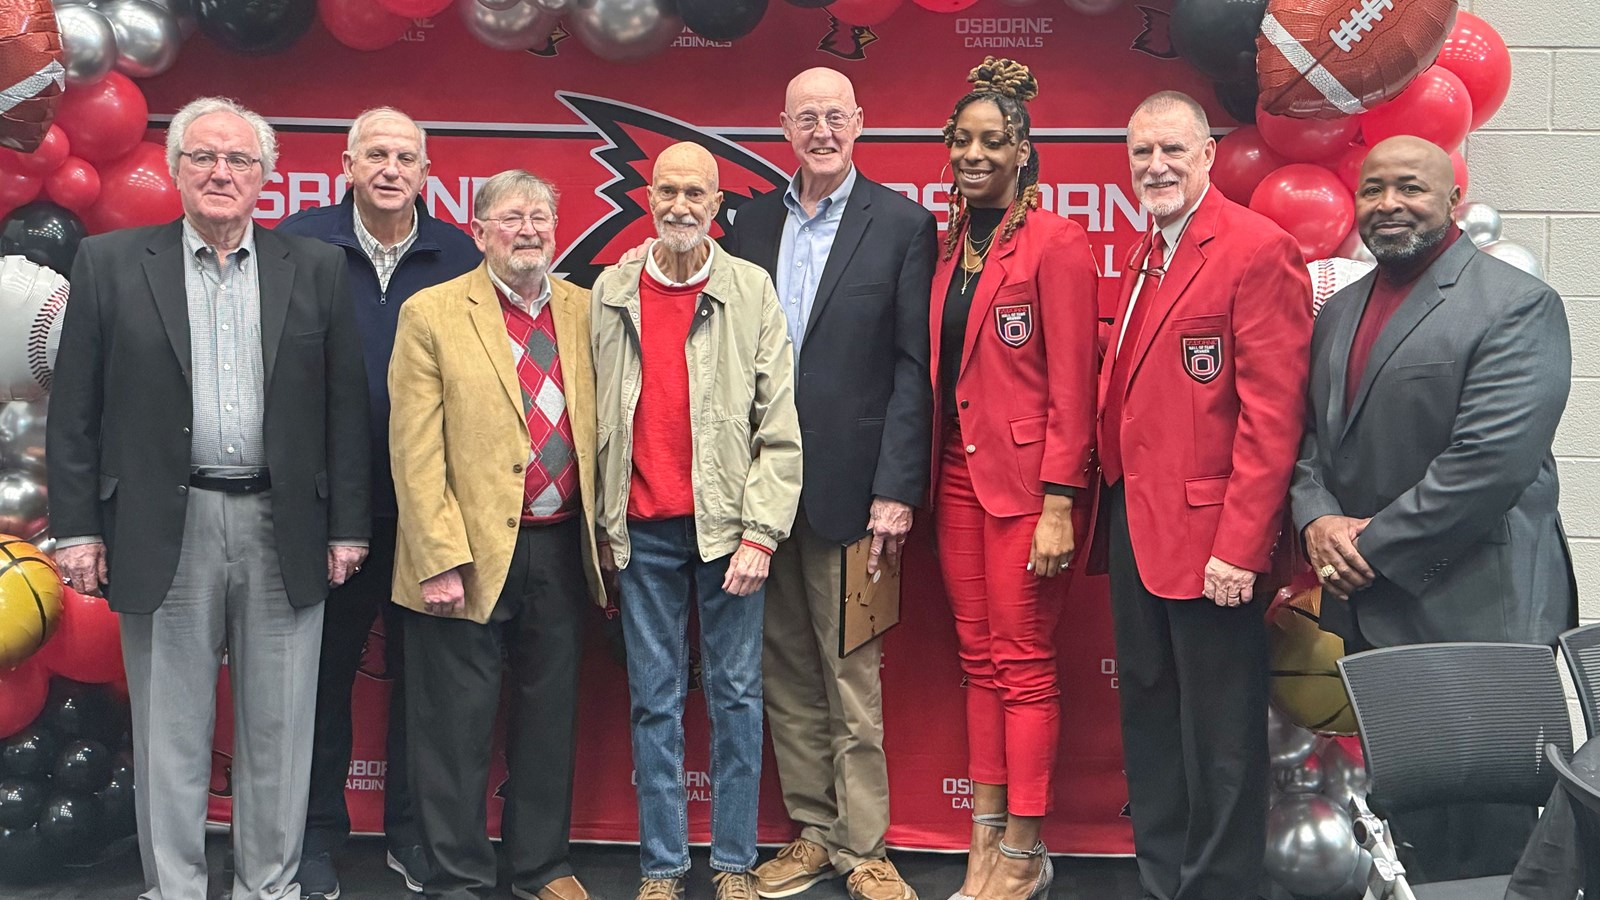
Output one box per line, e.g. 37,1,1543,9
466,265,530,425
142,221,191,383
1127,196,1218,383
959,230,1015,374
803,181,871,341
254,227,293,392
1322,270,1376,435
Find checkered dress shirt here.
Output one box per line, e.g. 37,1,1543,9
183,219,266,468
352,206,419,295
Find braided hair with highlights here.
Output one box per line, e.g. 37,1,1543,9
941,57,1042,261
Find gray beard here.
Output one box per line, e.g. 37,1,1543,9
1367,221,1450,267
657,228,708,254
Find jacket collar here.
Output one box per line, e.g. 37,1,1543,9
325,193,445,254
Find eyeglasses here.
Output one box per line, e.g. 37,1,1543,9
787,109,858,133
477,212,557,232
181,150,262,173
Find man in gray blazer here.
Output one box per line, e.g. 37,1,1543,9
49,97,370,900
1289,135,1576,881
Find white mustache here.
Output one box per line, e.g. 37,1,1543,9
661,215,699,227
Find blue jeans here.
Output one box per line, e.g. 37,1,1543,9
618,517,765,878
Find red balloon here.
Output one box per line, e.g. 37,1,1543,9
0,657,49,739
1328,143,1367,192
1360,66,1474,153
318,0,410,50
83,141,180,234
1256,104,1360,162
51,71,149,167
1449,148,1469,200
1435,11,1510,131
0,167,43,219
9,125,69,177
1249,164,1354,263
43,155,100,214
375,0,451,18
831,0,904,26
1211,126,1288,205
35,587,123,684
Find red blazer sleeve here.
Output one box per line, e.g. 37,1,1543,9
1038,219,1100,491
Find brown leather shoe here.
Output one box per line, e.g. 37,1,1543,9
521,876,590,900
845,859,917,900
754,838,836,898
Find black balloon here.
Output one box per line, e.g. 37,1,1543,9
37,792,103,852
2,728,60,778
194,0,314,54
1214,78,1259,123
0,824,55,882
0,201,88,279
41,681,118,744
53,740,114,793
1171,0,1267,84
0,779,46,830
95,754,134,838
681,0,768,40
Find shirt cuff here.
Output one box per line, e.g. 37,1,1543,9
739,539,774,556
53,535,104,549
329,540,370,549
1042,483,1077,498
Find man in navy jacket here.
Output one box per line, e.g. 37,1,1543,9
276,107,481,900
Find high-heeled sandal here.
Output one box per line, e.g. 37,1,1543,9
996,839,1053,900
944,813,1008,900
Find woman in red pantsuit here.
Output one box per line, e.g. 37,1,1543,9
928,58,1098,900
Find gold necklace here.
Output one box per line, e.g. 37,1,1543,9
960,226,998,293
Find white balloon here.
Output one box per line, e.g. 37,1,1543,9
1454,201,1503,247
0,257,69,403
100,0,182,78
569,0,681,63
55,4,118,86
1480,239,1545,281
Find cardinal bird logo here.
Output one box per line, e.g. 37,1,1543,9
1131,6,1177,59
553,92,789,288
528,22,569,58
818,13,879,61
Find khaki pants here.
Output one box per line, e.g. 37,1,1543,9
762,513,889,873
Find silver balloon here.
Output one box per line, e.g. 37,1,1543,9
0,469,48,540
1454,201,1503,247
460,0,561,51
1274,750,1325,795
1063,0,1124,13
1480,239,1545,281
56,4,118,86
534,0,573,11
0,399,47,475
1319,740,1370,811
1268,705,1318,770
1334,228,1375,265
1264,794,1365,897
140,0,198,39
569,0,681,63
100,0,182,78
32,535,56,556
476,0,525,10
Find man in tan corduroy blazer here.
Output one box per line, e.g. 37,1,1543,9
387,169,603,900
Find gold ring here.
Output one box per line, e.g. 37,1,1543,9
1318,564,1337,580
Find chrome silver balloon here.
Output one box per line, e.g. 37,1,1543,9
460,0,561,51
1263,794,1364,898
533,0,573,12
141,0,198,39
1318,739,1370,811
1480,239,1545,281
56,3,119,86
1274,750,1325,795
0,469,49,540
476,0,525,10
100,0,182,78
1268,705,1318,770
0,398,48,475
569,0,681,63
1454,201,1503,247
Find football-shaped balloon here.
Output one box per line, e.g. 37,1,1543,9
0,0,66,154
1256,0,1456,119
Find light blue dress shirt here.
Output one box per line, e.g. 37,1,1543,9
776,166,857,357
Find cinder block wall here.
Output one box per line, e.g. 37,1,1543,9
1467,0,1600,630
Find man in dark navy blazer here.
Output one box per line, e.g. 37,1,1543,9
721,67,936,900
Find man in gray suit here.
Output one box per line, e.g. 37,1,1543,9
1289,135,1576,881
49,96,370,900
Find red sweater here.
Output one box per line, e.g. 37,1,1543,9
1345,227,1462,405
627,270,699,521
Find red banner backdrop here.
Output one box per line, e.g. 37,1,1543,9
155,0,1227,856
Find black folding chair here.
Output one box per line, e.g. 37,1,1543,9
1544,742,1600,898
1558,623,1600,734
1337,642,1574,899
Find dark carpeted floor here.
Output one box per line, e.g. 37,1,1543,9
6,835,1141,900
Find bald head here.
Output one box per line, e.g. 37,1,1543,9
651,141,722,253
783,67,862,195
787,67,858,113
1356,136,1460,269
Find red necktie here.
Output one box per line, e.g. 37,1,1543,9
1100,232,1165,485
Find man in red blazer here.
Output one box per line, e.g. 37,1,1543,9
1096,91,1312,900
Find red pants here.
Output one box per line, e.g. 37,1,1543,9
935,431,1064,816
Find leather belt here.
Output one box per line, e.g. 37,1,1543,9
189,470,271,493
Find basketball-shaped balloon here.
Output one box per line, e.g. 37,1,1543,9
0,0,66,154
1267,586,1357,735
1256,0,1456,119
0,534,62,667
